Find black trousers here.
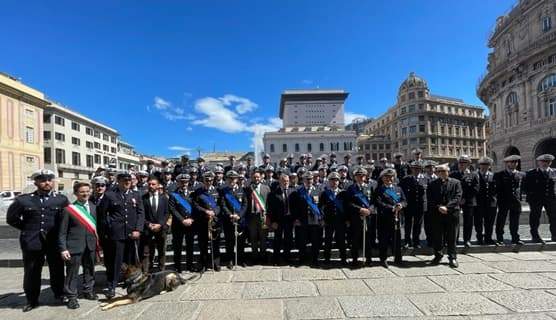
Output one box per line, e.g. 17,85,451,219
141,231,167,273
223,221,246,264
529,200,556,240
461,206,476,242
423,210,433,246
171,224,195,272
350,214,377,262
432,212,459,260
272,216,294,263
476,205,497,241
197,222,221,268
22,247,64,304
403,207,423,245
106,239,138,290
377,214,402,261
295,225,322,264
495,202,521,242
63,248,95,299
323,217,347,262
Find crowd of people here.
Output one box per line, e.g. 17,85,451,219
5,149,556,312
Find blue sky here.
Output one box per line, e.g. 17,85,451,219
1,0,515,157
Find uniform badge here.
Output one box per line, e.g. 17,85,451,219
131,198,137,207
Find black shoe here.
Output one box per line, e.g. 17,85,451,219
350,260,363,269
67,299,80,310
496,238,504,246
380,260,389,268
484,239,496,245
430,256,442,265
449,259,459,268
464,241,471,248
214,264,221,272
413,243,422,249
402,242,410,249
226,261,234,270
22,303,38,312
512,240,524,245
104,289,115,299
532,237,546,245
476,238,484,245
81,292,98,301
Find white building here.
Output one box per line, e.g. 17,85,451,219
118,140,141,171
43,101,118,191
263,89,357,161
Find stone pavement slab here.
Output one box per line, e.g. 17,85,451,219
138,301,200,320
314,279,372,296
195,299,283,320
486,260,556,273
490,273,556,289
341,266,396,279
389,264,460,277
281,268,345,281
231,269,281,282
181,282,244,300
468,253,518,262
338,295,423,318
468,313,555,319
364,277,444,295
285,297,344,320
451,262,504,274
408,292,509,316
428,274,513,292
242,281,317,299
499,252,555,261
482,290,556,312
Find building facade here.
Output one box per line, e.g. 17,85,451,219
118,140,141,171
478,0,556,169
43,102,119,191
263,90,357,161
0,73,49,192
361,73,487,163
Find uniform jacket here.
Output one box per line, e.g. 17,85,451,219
142,192,170,236
344,183,375,219
477,170,497,208
493,170,524,206
374,184,407,216
168,187,194,228
58,201,97,254
217,184,244,224
191,186,221,225
97,188,145,241
7,191,69,251
289,185,322,226
427,178,463,215
399,174,428,212
318,187,346,224
524,168,556,203
449,170,480,207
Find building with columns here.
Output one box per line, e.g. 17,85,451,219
478,0,556,169
263,89,357,162
361,72,487,163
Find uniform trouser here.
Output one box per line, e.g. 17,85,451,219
324,218,347,262
106,239,138,290
63,248,95,299
529,200,556,240
247,217,267,260
272,216,294,263
461,206,476,242
495,203,521,242
197,222,221,268
350,214,377,261
377,214,402,261
476,205,497,241
23,247,64,304
172,224,195,272
403,207,423,245
432,212,459,260
223,221,246,264
141,231,167,273
423,210,433,245
295,225,322,263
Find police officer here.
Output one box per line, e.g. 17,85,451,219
319,172,348,265
399,160,427,249
7,169,68,312
494,155,525,245
97,171,145,298
393,153,409,180
259,153,272,170
162,168,177,193
218,170,244,269
337,165,353,189
449,155,479,248
224,155,237,174
188,167,203,190
524,154,556,243
476,157,497,245
423,160,438,246
168,174,195,273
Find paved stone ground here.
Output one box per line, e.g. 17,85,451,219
5,252,556,319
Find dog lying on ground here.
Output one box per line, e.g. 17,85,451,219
100,264,199,311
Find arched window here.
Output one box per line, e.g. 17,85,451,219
538,74,556,92
506,92,518,106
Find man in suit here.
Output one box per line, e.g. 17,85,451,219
141,176,170,272
423,160,438,247
428,164,463,268
7,169,69,312
168,174,195,272
97,171,144,298
476,157,497,245
241,169,271,264
393,153,409,180
218,170,245,269
524,154,556,243
449,155,480,248
58,182,98,309
268,173,294,265
494,155,525,245
399,160,427,249
319,172,347,265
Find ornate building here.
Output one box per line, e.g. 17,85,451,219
478,0,556,169
360,73,487,163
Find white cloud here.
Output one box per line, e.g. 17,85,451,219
168,146,191,152
301,79,314,85
345,111,368,124
192,97,247,133
186,126,193,131
151,96,195,121
220,94,258,114
154,96,171,110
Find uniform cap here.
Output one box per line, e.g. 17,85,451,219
536,154,555,161
296,167,307,174
503,155,521,162
435,164,450,172
478,156,494,165
263,153,271,159
117,171,132,180
424,160,438,167
307,153,313,158
302,171,313,179
330,152,337,158
226,170,240,178
458,155,471,163
30,169,56,180
214,166,224,174
379,168,397,178
91,176,108,185
412,148,423,155
337,165,348,172
176,173,191,180
352,166,368,176
203,171,215,179
409,160,424,168
264,165,275,172
394,152,403,158
344,153,352,159
287,153,294,159
136,170,149,177
328,172,341,180
188,167,198,173
380,157,388,162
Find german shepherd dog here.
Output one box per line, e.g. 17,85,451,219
100,264,199,311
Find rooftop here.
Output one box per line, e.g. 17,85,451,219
279,89,349,119
46,101,119,135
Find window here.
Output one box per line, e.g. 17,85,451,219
282,144,287,152
417,91,424,98
307,143,312,152
401,127,407,136
401,107,407,114
103,145,109,152
94,154,101,164
270,144,275,153
408,92,415,100
72,152,81,166
295,143,300,152
543,16,552,32
419,125,426,133
506,92,518,105
103,133,109,141
547,98,556,117
538,74,556,92
43,131,51,140
43,114,51,123
86,127,93,136
71,122,80,131
55,148,66,164
372,144,377,150
86,155,94,168
409,126,417,134
54,116,65,126
111,147,117,153
94,142,101,149
44,148,51,164
330,143,335,151
103,156,109,165
55,132,65,141
86,141,93,149
94,130,100,138
319,143,324,152
408,105,416,112
72,137,80,145
110,136,116,143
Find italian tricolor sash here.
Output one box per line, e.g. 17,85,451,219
66,202,98,239
252,188,266,212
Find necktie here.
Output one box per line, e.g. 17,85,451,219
152,194,158,212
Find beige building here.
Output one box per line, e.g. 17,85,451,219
361,73,487,163
118,140,141,171
478,0,556,169
43,102,119,191
0,73,49,192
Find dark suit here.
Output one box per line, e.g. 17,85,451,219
141,192,170,272
477,171,497,242
374,185,406,262
7,191,68,304
192,186,221,268
218,185,246,264
494,170,524,242
450,170,480,243
428,178,462,260
58,201,97,299
97,188,144,290
168,187,195,272
524,168,556,240
290,185,323,264
319,187,347,262
240,183,270,262
267,185,295,263
345,183,375,262
399,174,427,246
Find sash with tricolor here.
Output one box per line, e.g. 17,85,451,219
251,186,269,227
65,201,101,256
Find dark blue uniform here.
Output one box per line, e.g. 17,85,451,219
374,185,406,262
477,171,497,243
524,168,556,241
494,170,524,243
319,187,347,263
168,186,195,272
6,191,69,305
399,174,427,247
449,170,480,244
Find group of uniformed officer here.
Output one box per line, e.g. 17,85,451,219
5,149,556,312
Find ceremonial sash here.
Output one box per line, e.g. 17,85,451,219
324,188,344,213
223,188,241,213
66,202,97,238
351,186,370,208
252,187,266,212
383,186,401,203
199,192,218,210
171,192,192,215
299,186,321,219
